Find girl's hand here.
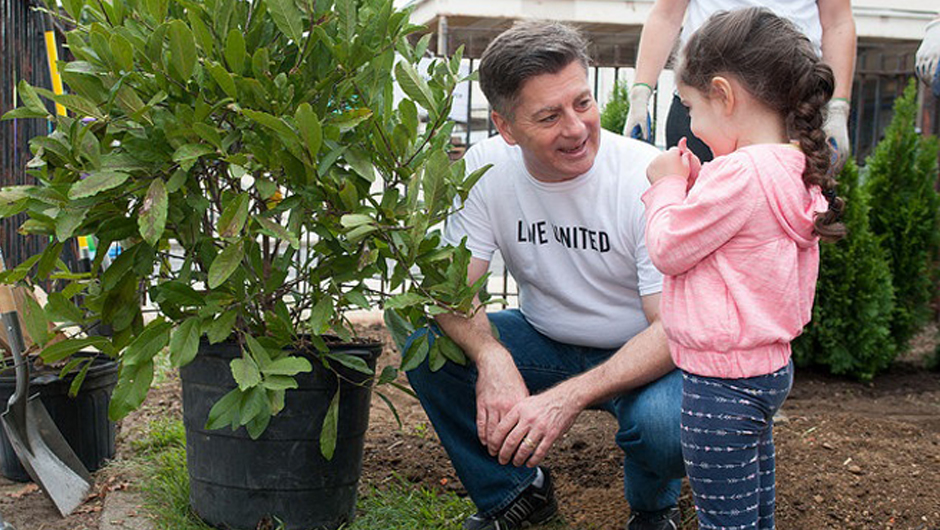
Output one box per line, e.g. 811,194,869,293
647,146,690,185
678,137,702,188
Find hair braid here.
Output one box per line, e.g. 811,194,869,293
678,8,848,242
787,63,846,241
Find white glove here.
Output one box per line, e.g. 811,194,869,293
916,18,940,86
622,84,653,142
823,99,851,168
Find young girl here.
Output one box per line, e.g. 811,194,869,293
641,8,845,530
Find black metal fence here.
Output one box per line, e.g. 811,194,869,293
1,0,56,268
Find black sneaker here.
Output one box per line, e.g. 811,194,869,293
463,468,558,530
626,506,681,530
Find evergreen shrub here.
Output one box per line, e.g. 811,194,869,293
600,80,630,134
863,80,940,352
793,159,895,380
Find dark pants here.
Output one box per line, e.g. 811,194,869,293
406,309,685,517
681,361,794,530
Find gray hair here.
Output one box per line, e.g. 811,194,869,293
479,20,591,119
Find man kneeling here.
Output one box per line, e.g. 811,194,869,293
407,21,685,530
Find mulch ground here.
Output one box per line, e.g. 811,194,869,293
2,322,938,530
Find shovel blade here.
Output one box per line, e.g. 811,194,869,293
1,396,92,516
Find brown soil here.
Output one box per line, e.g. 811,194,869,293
2,323,939,530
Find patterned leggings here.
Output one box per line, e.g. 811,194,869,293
681,362,793,530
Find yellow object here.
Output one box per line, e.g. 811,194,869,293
44,30,66,116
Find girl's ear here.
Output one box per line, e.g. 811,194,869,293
710,76,735,115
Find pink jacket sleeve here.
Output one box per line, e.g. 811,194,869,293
641,156,759,276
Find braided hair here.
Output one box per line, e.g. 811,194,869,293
677,7,846,241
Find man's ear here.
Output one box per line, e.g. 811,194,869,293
710,76,735,115
491,110,518,146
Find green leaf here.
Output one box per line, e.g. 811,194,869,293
22,296,51,348
55,207,88,242
110,33,135,72
109,360,154,421
187,11,214,54
146,0,169,21
17,80,49,115
173,143,215,171
231,355,262,390
320,388,340,460
139,179,168,246
123,319,171,366
205,388,242,430
378,365,399,385
168,20,197,81
326,352,373,375
207,62,238,99
224,29,247,74
205,310,237,344
384,291,425,310
242,110,300,146
308,297,333,335
345,148,375,182
340,213,373,229
344,288,370,310
2,107,50,120
101,245,136,291
383,308,414,353
218,193,250,238
239,386,268,428
193,123,223,150
45,292,85,324
400,332,428,372
261,356,312,376
53,94,105,120
254,216,300,249
266,0,305,44
437,334,468,366
395,61,434,112
69,170,130,199
67,359,93,398
428,340,445,372
262,374,298,391
40,337,111,363
208,240,244,288
295,103,322,160
154,280,205,307
169,317,201,367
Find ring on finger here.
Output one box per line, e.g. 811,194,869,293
522,436,538,450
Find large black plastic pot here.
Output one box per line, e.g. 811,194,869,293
0,355,119,481
180,339,381,530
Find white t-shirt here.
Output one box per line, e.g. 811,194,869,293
680,0,823,55
444,130,663,349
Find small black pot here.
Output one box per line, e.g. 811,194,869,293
180,338,381,530
0,355,119,481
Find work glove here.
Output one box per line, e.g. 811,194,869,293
823,99,851,169
623,84,653,142
916,18,940,97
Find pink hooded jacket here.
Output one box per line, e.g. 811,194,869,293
641,144,828,379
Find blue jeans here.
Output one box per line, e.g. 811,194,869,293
406,309,685,517
681,361,794,530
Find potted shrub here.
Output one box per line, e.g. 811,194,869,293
0,0,485,528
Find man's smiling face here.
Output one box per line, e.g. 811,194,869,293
492,61,601,183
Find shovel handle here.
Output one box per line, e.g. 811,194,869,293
1,312,28,420
0,285,14,314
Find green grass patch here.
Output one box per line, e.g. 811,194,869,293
130,418,572,530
